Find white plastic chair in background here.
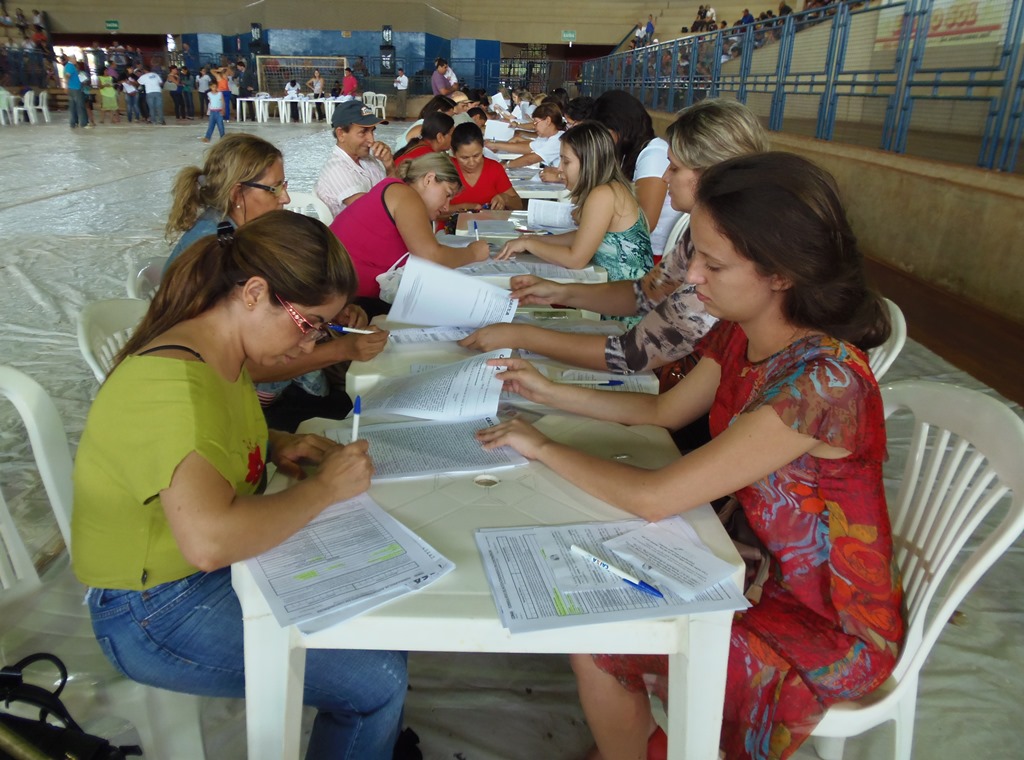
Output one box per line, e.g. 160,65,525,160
0,365,208,760
0,90,14,125
867,298,907,380
661,212,690,259
369,92,387,119
76,299,149,382
33,89,51,122
809,379,1024,760
284,191,334,225
126,257,166,301
12,89,37,124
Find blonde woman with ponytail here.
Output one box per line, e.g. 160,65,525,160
164,134,290,270
72,211,408,760
330,152,490,312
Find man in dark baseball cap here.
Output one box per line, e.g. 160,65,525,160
315,101,394,217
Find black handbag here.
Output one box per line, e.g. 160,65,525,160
0,653,141,760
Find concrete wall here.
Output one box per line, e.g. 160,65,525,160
651,109,1024,326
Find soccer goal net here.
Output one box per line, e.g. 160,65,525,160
256,55,349,95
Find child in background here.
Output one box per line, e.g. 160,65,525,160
122,73,140,123
202,66,229,143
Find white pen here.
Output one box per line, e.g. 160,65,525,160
473,220,480,241
327,325,376,335
350,395,361,444
569,544,664,599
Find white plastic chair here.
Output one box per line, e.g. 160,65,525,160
867,298,907,381
370,92,387,119
285,191,334,225
661,212,690,258
126,257,165,301
33,89,51,122
0,90,13,125
810,379,1024,760
0,365,207,760
76,299,150,382
12,89,37,124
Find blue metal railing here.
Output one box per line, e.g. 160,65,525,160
581,0,1024,172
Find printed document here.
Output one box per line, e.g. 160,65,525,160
389,256,518,327
360,349,512,420
476,520,748,633
244,493,454,633
325,417,527,480
388,326,474,346
527,199,577,231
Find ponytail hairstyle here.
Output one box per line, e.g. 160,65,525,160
393,151,462,192
394,111,455,159
695,152,890,350
119,211,357,367
165,134,282,241
561,121,634,224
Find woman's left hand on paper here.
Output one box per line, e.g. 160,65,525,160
476,417,551,460
495,237,531,261
485,356,553,403
268,431,336,479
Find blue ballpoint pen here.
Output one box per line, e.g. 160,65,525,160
326,324,376,335
570,545,665,599
556,379,624,387
350,396,361,445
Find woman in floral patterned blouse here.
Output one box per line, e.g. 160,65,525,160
476,152,903,760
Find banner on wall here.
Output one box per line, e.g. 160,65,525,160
874,0,1010,51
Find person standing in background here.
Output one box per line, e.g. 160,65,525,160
431,58,455,96
393,67,408,120
62,54,87,129
196,65,211,119
138,64,165,125
341,67,358,100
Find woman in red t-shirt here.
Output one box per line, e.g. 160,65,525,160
394,112,455,166
449,122,523,212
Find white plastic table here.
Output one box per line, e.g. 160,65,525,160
235,97,259,122
232,414,743,760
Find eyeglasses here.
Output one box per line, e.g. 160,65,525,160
276,294,333,343
241,178,289,197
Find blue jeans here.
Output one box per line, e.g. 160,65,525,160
125,92,140,122
223,91,232,120
205,109,225,139
146,91,165,124
67,88,87,128
87,569,407,760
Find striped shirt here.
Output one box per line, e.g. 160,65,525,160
315,145,387,220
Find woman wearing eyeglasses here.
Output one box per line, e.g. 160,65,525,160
164,134,388,432
73,212,408,760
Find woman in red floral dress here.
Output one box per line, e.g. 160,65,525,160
476,151,904,760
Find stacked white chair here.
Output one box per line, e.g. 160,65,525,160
12,89,37,124
0,365,208,760
33,89,51,122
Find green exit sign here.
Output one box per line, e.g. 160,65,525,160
561,30,576,42
105,20,119,31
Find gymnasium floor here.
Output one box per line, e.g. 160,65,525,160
0,115,1021,759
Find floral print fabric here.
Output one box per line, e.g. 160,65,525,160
593,321,903,760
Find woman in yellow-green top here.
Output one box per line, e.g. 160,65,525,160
71,211,408,760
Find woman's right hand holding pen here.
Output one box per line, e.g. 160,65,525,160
311,440,374,503
343,328,389,362
467,240,491,262
509,275,566,305
495,236,532,261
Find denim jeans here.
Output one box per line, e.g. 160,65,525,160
223,91,231,120
67,88,87,128
146,91,165,124
125,92,140,122
205,109,225,140
87,569,407,760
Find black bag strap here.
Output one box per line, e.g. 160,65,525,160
0,653,82,732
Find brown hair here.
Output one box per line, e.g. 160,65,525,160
531,102,566,131
165,134,282,241
119,211,357,367
695,152,890,350
665,98,769,170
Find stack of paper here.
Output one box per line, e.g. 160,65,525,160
389,256,518,327
475,516,748,634
245,493,454,633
